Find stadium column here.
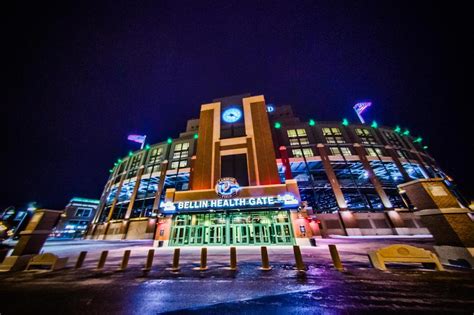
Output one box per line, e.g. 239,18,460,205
152,160,169,212
410,149,432,177
87,180,112,238
402,135,431,177
245,96,281,185
98,173,127,239
316,144,347,210
92,181,111,224
191,102,220,189
317,144,362,235
279,146,293,180
188,156,196,190
353,143,393,209
106,173,127,221
124,168,144,219
384,145,411,182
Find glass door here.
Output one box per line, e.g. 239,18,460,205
272,223,293,245
232,224,250,245
208,225,225,245
188,226,205,245
252,224,271,244
170,226,188,246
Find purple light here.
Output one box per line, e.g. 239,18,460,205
127,134,147,149
353,102,372,123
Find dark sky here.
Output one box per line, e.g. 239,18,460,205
2,1,473,210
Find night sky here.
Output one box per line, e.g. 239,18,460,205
2,1,473,210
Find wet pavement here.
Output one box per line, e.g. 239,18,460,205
1,238,473,314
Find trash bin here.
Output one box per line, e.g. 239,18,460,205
309,238,317,247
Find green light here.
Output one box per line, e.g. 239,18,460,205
342,118,349,126
309,119,316,126
118,159,123,163
194,133,198,139
109,169,113,173
167,138,172,144
70,197,100,204
414,137,423,143
274,122,281,129
114,162,118,166
128,151,133,157
145,144,150,150
402,129,410,136
371,121,378,128
394,126,401,133
423,145,428,150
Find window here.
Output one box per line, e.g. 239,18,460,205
287,129,309,146
322,127,345,144
75,208,92,217
171,142,190,169
383,131,404,147
366,147,383,157
330,147,351,156
129,153,143,170
292,148,314,157
171,160,188,169
397,150,406,159
221,154,249,186
173,150,188,159
287,129,298,138
148,147,164,165
355,128,377,145
174,142,190,151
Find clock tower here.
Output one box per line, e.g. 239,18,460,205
190,94,281,190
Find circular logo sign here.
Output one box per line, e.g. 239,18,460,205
215,177,240,199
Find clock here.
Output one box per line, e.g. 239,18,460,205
222,107,242,123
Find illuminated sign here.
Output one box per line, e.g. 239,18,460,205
222,107,242,123
266,104,275,112
160,193,299,213
215,177,240,198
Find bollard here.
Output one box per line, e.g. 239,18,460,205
194,247,208,271
75,251,87,269
142,249,155,273
171,248,180,272
293,245,306,272
96,250,108,270
229,247,237,270
328,244,344,271
259,246,272,271
117,250,131,272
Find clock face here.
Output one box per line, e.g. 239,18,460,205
222,107,242,123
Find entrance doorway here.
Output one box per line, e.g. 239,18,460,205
169,211,294,246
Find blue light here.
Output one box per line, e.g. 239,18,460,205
266,104,275,112
222,107,242,123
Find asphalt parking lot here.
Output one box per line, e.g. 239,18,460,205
1,238,473,314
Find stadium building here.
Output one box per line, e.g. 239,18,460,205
87,94,466,246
